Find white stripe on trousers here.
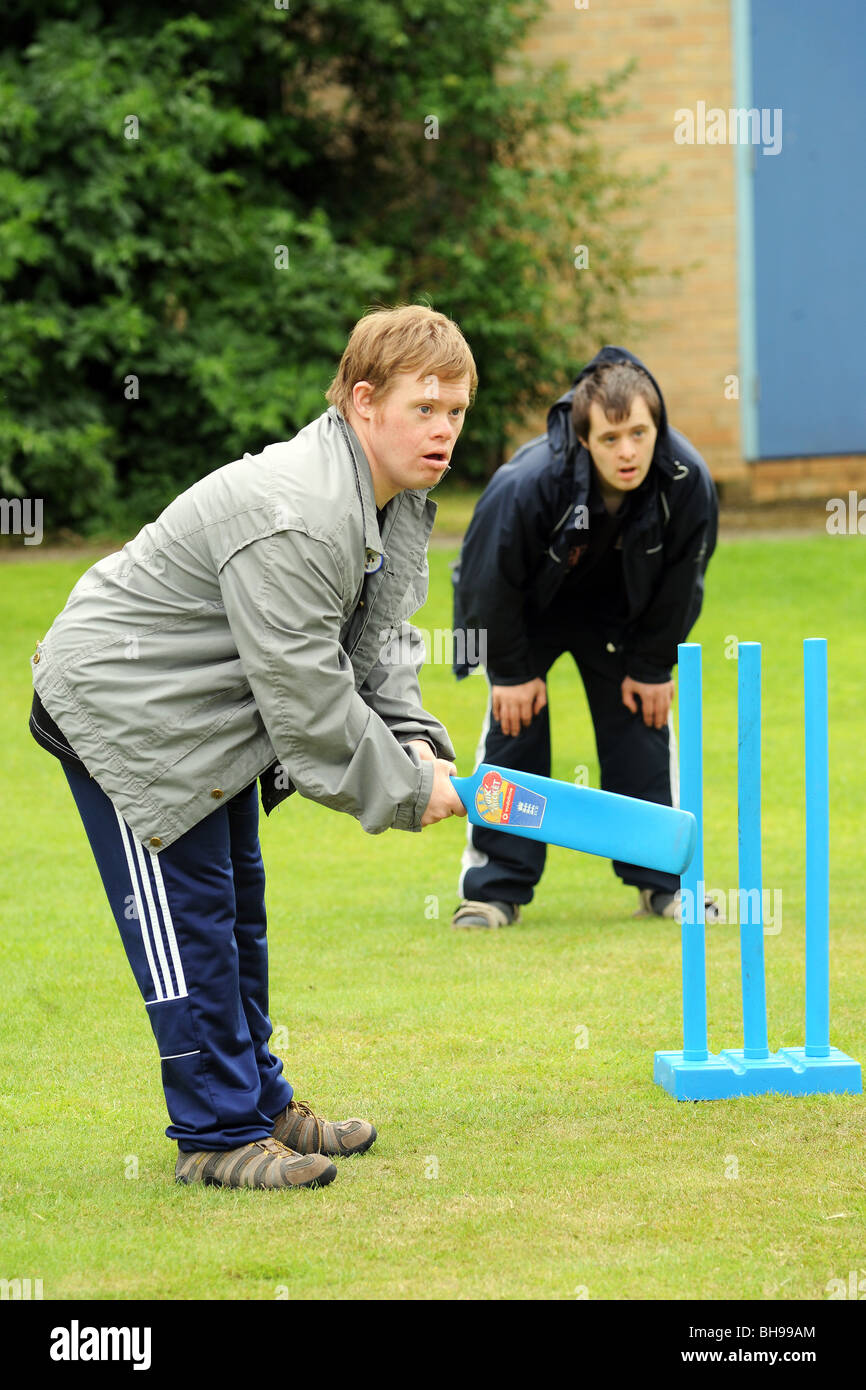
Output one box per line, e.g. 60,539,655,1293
150,852,187,996
114,807,164,1001
113,808,188,1002
132,834,174,997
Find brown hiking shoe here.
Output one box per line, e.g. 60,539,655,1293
175,1136,336,1189
271,1099,377,1157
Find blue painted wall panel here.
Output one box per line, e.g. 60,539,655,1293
751,0,866,457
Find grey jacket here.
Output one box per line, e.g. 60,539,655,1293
31,407,455,850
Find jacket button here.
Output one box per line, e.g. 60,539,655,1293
606,642,616,653
211,788,224,799
149,836,163,849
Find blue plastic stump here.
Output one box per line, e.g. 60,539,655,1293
653,1045,861,1100
737,643,769,1060
677,644,707,1062
654,639,862,1101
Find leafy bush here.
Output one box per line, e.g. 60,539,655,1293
0,2,651,531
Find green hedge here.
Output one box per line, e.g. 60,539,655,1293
0,2,652,532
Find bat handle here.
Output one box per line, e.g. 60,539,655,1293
449,774,469,809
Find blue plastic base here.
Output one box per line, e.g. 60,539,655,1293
653,1045,862,1100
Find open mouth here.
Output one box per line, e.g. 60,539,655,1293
422,452,449,464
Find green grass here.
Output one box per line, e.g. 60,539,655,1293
1,534,864,1300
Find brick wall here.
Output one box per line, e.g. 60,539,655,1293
520,0,744,482
518,0,866,500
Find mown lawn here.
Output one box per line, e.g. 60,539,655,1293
0,531,863,1301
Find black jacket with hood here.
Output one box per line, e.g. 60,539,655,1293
452,346,718,686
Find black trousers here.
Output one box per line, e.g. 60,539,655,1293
459,625,679,906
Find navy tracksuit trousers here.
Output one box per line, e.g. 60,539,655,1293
459,624,679,906
63,762,293,1152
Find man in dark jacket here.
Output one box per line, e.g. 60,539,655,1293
451,347,718,928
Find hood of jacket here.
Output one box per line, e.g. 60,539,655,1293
545,345,681,496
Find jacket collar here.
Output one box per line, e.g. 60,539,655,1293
329,407,438,575
329,407,388,572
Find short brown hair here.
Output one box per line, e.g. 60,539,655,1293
571,360,661,443
326,304,478,417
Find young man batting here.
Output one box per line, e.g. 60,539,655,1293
29,304,470,1190
451,347,718,929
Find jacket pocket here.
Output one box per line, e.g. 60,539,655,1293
137,695,266,790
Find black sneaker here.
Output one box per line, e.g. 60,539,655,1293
634,888,678,918
451,900,520,929
633,889,720,922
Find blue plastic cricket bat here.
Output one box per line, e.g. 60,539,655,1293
451,764,697,875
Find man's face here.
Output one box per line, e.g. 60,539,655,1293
579,394,658,493
350,371,471,501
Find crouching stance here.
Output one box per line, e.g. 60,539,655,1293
30,305,470,1188
451,348,717,928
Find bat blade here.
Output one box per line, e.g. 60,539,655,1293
451,764,696,876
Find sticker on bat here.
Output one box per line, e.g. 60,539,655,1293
474,770,547,830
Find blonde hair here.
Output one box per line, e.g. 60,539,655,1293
326,304,477,416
